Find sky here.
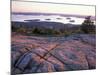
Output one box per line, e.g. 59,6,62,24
12,0,95,16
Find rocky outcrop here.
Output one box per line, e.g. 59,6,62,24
11,34,96,75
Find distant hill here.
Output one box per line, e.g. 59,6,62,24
12,12,95,20
12,21,80,30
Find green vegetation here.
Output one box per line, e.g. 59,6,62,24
32,28,41,34
11,25,18,32
11,25,27,34
81,16,96,34
16,27,27,33
11,16,95,36
32,28,62,36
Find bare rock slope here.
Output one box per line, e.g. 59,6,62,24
11,34,96,75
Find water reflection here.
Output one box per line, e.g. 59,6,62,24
12,14,86,25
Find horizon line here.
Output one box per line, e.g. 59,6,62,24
11,12,96,18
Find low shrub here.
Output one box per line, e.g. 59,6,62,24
16,27,27,34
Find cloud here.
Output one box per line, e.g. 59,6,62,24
12,0,95,16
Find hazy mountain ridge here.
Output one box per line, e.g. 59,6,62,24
12,12,96,20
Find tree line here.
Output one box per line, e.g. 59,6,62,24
12,16,96,36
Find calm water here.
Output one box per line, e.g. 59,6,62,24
12,14,86,25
